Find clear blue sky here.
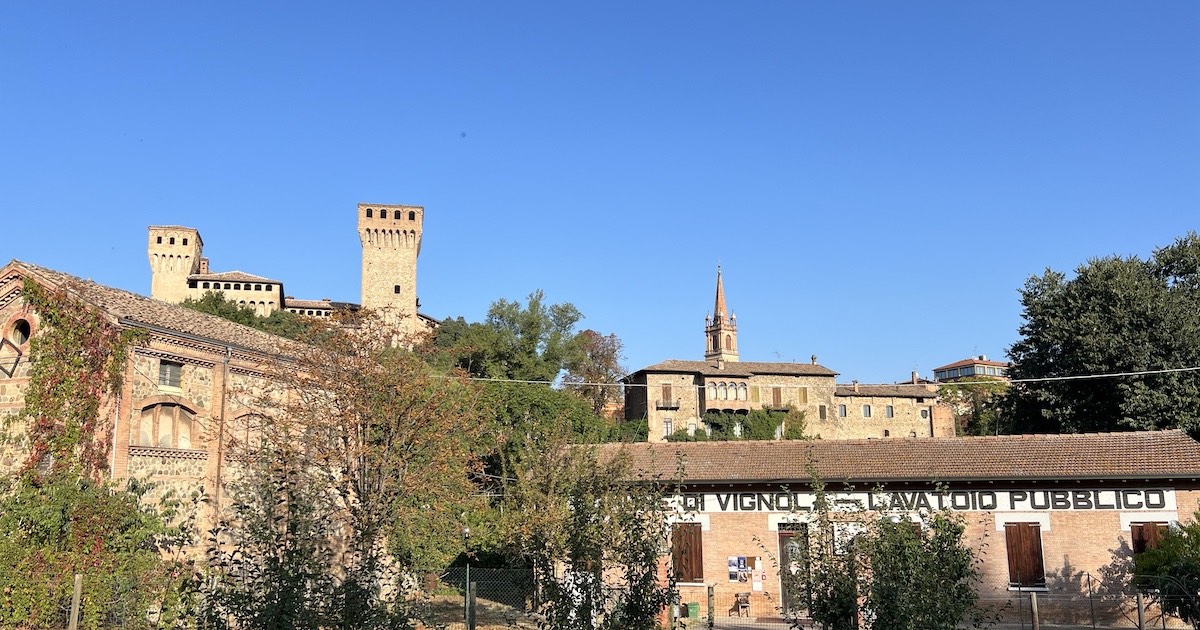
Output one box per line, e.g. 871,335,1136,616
2,2,1197,384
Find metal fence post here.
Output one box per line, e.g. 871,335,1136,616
467,581,477,630
1136,591,1145,630
1030,591,1039,630
67,573,82,630
1087,572,1097,630
463,563,470,624
707,585,715,630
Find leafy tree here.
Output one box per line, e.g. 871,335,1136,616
563,329,626,418
180,291,314,341
0,473,194,630
1133,514,1200,628
0,279,190,630
198,431,338,630
800,477,982,630
500,442,676,630
938,378,1007,436
210,314,488,628
428,290,584,382
1002,232,1200,435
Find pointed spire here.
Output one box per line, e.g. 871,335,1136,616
713,265,727,320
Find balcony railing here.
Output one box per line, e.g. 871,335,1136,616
656,398,681,410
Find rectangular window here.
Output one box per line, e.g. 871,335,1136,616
1131,523,1169,554
772,387,783,408
1004,523,1046,588
661,383,673,404
885,405,894,418
819,405,827,420
750,386,760,403
662,418,674,438
158,361,183,388
672,523,704,583
796,387,808,404
838,404,847,418
862,405,872,418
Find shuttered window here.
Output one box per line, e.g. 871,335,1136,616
661,383,673,403
1004,523,1046,588
772,387,783,408
1131,523,1169,554
672,523,704,583
796,387,808,405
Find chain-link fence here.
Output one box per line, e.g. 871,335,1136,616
408,566,537,630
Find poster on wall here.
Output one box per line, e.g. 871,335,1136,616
752,557,763,592
727,557,738,582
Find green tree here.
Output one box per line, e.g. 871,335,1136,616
1002,233,1200,435
500,442,676,630
563,329,626,418
1133,514,1200,628
938,378,1007,436
180,291,314,341
0,279,190,630
800,479,982,630
198,431,338,630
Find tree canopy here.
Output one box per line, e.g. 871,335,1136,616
1002,232,1200,435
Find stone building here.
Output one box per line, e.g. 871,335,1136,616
624,269,955,442
147,202,436,338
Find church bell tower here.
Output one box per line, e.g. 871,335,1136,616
704,266,739,363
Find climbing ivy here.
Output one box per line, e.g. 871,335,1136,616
13,278,145,480
0,278,192,630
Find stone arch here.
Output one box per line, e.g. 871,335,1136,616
133,396,203,449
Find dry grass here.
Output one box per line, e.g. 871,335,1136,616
412,594,538,630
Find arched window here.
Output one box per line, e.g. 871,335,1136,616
136,403,196,449
738,383,748,400
408,211,416,220
718,383,728,400
725,334,732,350
169,237,175,245
365,208,373,218
182,238,188,246
707,383,717,400
380,209,388,219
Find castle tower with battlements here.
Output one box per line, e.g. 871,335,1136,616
147,226,203,304
357,203,423,337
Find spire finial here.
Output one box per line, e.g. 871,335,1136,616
713,265,727,319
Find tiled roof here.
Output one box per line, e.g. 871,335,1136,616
835,384,937,399
10,260,300,357
633,359,838,378
286,298,335,309
599,430,1200,483
189,270,281,284
934,357,1011,371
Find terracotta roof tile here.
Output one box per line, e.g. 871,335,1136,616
633,359,838,378
11,260,300,357
934,357,1011,371
190,270,282,284
835,384,937,399
599,430,1200,483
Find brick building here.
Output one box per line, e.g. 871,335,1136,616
624,268,956,442
602,430,1200,625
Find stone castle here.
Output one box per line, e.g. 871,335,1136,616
146,202,435,336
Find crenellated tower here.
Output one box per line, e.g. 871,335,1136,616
704,266,739,363
357,203,422,335
147,226,203,303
